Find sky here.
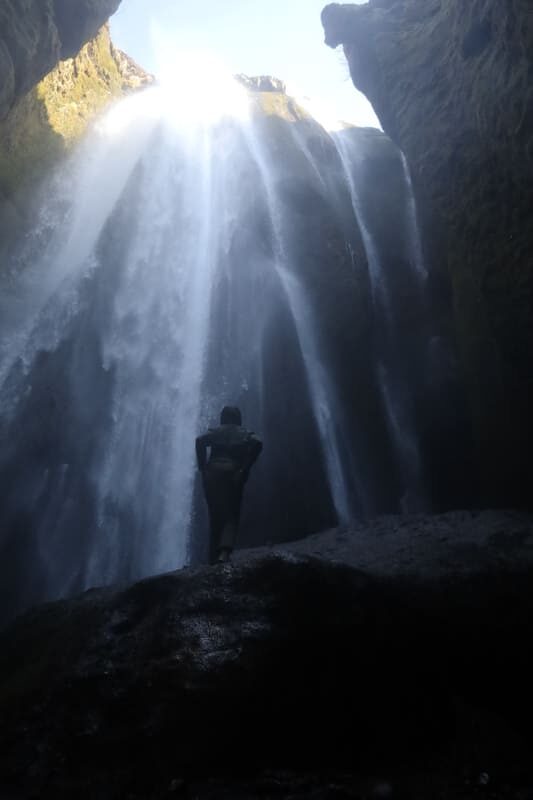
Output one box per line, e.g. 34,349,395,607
109,0,380,129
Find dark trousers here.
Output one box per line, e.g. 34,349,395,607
203,461,244,563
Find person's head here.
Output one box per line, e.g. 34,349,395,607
220,406,242,426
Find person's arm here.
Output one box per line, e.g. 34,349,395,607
241,435,263,479
195,434,210,471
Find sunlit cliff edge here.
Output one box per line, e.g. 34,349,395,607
0,24,152,246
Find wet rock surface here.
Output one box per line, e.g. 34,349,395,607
321,0,533,509
236,508,533,579
1,510,533,798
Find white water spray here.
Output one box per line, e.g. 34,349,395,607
400,150,428,282
240,119,357,524
332,131,428,510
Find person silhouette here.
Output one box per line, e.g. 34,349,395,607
196,406,263,563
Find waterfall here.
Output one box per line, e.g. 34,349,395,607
0,70,430,619
239,120,358,524
332,132,428,512
400,150,428,283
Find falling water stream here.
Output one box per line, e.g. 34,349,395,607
0,68,430,618
332,132,428,512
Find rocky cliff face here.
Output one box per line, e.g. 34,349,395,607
0,24,152,256
322,0,533,508
0,0,122,120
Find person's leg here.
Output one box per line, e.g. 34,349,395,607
205,464,244,563
216,545,231,563
204,468,227,564
218,522,237,560
217,478,244,561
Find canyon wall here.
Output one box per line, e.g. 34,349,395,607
322,0,533,507
0,23,152,258
0,0,122,120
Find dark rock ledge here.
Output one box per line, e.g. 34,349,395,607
1,509,533,799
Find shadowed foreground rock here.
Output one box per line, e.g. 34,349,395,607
1,510,533,799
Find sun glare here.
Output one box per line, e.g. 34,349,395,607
95,89,162,137
153,46,250,128
96,46,250,139
286,84,347,132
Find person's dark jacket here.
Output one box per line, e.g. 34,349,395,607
195,424,262,481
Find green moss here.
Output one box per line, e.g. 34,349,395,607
252,90,311,123
0,26,130,206
0,89,64,201
38,25,124,142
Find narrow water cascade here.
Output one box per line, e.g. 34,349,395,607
0,71,435,620
239,117,359,524
331,133,389,314
400,150,428,283
332,130,429,512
